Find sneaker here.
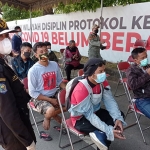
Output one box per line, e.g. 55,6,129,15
89,130,108,150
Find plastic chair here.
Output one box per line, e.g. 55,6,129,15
78,69,84,76
123,82,150,144
114,61,130,97
127,55,134,64
57,89,94,150
133,39,147,48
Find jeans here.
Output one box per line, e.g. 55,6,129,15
135,98,150,119
65,64,84,81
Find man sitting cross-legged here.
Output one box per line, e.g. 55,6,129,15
28,42,66,135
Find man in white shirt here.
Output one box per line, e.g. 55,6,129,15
28,42,66,132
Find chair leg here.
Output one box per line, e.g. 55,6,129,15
114,80,126,97
28,104,41,137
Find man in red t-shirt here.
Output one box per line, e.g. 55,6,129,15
69,58,126,150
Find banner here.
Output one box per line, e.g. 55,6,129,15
7,2,150,62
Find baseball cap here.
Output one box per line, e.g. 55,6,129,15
0,18,18,35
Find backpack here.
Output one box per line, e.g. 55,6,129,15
65,76,84,110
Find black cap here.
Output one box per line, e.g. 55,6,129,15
83,58,106,77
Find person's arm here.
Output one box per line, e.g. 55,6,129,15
88,34,101,47
56,63,63,86
11,59,20,77
102,87,126,125
126,67,150,90
0,70,33,147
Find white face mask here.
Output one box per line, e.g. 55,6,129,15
18,32,22,37
48,49,51,53
0,38,12,55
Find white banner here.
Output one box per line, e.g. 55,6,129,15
7,2,150,63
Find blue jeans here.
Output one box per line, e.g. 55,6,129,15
135,98,150,119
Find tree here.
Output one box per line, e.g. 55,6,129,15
0,3,43,21
54,0,149,14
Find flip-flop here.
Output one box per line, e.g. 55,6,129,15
53,126,67,135
40,131,52,141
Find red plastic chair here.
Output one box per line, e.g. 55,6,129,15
123,82,150,144
114,61,130,97
78,69,84,76
133,39,147,48
57,89,93,149
22,77,28,89
127,55,134,64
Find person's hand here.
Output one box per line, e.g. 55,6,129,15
50,98,59,108
113,129,126,140
26,141,36,150
114,120,123,132
146,68,150,75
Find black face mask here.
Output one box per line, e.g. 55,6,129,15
24,52,31,58
95,29,99,34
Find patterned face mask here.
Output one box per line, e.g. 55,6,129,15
39,53,49,62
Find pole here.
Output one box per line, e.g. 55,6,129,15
99,0,103,39
30,5,32,45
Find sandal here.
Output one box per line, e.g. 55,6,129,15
40,131,52,141
53,126,67,135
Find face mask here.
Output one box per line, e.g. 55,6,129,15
39,53,49,62
94,72,106,83
140,58,148,67
95,29,99,34
48,49,51,53
0,38,12,55
24,52,31,58
18,32,22,37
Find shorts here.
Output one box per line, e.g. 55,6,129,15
34,92,58,115
35,100,52,115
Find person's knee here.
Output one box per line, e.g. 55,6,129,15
45,107,55,118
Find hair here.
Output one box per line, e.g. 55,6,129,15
20,42,32,49
32,42,46,53
131,47,146,59
14,26,21,30
69,40,75,44
45,41,51,46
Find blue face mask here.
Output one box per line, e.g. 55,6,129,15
95,72,106,83
140,58,148,67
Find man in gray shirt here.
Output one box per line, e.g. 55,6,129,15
88,24,106,59
28,42,66,133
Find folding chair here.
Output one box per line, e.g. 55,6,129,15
57,89,94,150
78,69,84,76
123,82,150,144
114,61,130,97
127,55,134,64
22,78,51,141
133,39,147,48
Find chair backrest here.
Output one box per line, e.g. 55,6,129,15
22,77,28,89
78,69,84,76
60,49,65,54
117,61,130,71
133,39,147,48
58,89,66,105
127,55,134,63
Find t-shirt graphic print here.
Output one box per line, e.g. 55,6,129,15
42,71,56,90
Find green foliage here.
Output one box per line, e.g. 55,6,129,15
54,0,150,14
1,3,43,21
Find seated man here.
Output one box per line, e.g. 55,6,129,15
64,40,84,81
69,58,126,150
126,47,150,119
11,42,34,80
28,42,66,135
32,41,58,63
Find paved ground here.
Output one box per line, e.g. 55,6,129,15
1,79,150,150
